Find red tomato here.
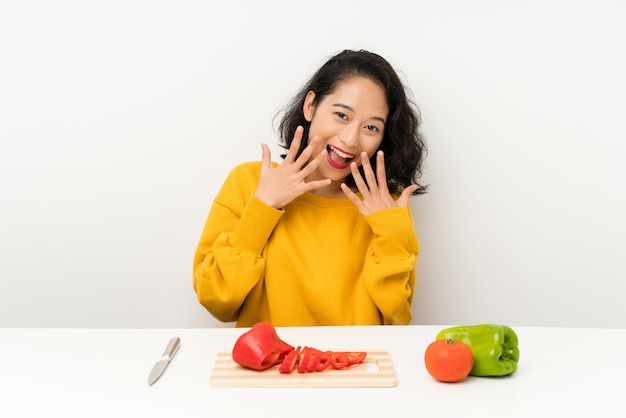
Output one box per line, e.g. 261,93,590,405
424,338,474,383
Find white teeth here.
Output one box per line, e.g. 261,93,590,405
329,145,354,159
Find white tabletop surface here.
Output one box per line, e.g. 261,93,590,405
2,325,624,417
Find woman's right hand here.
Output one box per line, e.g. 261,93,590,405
254,126,331,209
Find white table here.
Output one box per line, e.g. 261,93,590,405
2,325,624,417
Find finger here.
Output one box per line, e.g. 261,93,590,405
295,135,321,168
396,184,419,207
302,132,323,154
260,143,272,168
350,161,370,198
340,183,364,207
284,126,304,163
359,152,378,190
375,151,390,195
298,138,326,174
304,178,332,192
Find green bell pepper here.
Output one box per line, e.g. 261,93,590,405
436,324,520,377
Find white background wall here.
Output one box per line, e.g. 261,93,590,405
1,0,624,329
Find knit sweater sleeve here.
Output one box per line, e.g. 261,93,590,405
192,162,283,322
363,205,420,325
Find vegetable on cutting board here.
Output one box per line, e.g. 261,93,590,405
231,322,367,374
436,324,520,377
231,322,294,371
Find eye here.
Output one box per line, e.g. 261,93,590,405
335,112,348,120
365,125,380,133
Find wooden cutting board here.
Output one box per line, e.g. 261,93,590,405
210,349,396,388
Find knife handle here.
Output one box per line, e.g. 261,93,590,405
162,337,181,359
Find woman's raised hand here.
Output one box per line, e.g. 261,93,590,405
255,126,331,209
341,150,418,216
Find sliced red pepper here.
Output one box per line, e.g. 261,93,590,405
314,351,333,372
231,322,295,371
306,349,323,372
278,346,301,374
331,352,350,369
297,346,313,373
281,347,366,373
339,351,367,366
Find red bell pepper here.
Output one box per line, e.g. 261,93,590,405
278,346,301,373
314,351,333,372
297,346,313,373
231,322,294,371
331,352,350,369
339,351,367,366
232,322,368,374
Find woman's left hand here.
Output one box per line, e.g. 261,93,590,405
341,150,418,216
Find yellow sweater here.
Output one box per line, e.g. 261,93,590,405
193,161,419,327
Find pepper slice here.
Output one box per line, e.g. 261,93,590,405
336,351,367,366
331,352,350,369
314,351,333,372
232,321,295,371
306,349,323,373
279,347,366,373
436,324,520,376
279,346,301,374
297,346,313,373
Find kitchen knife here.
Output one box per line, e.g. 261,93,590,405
148,337,181,385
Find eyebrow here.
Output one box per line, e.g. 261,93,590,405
332,103,386,124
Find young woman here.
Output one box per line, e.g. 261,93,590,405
193,49,427,327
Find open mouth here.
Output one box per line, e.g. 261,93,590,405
326,145,355,169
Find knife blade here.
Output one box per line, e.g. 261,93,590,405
148,337,181,385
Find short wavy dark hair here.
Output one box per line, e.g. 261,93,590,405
276,49,427,195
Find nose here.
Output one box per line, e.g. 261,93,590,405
339,123,360,148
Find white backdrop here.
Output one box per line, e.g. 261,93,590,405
1,0,624,328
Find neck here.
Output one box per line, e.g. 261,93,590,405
309,180,349,198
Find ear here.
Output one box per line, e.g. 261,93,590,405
303,90,316,122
